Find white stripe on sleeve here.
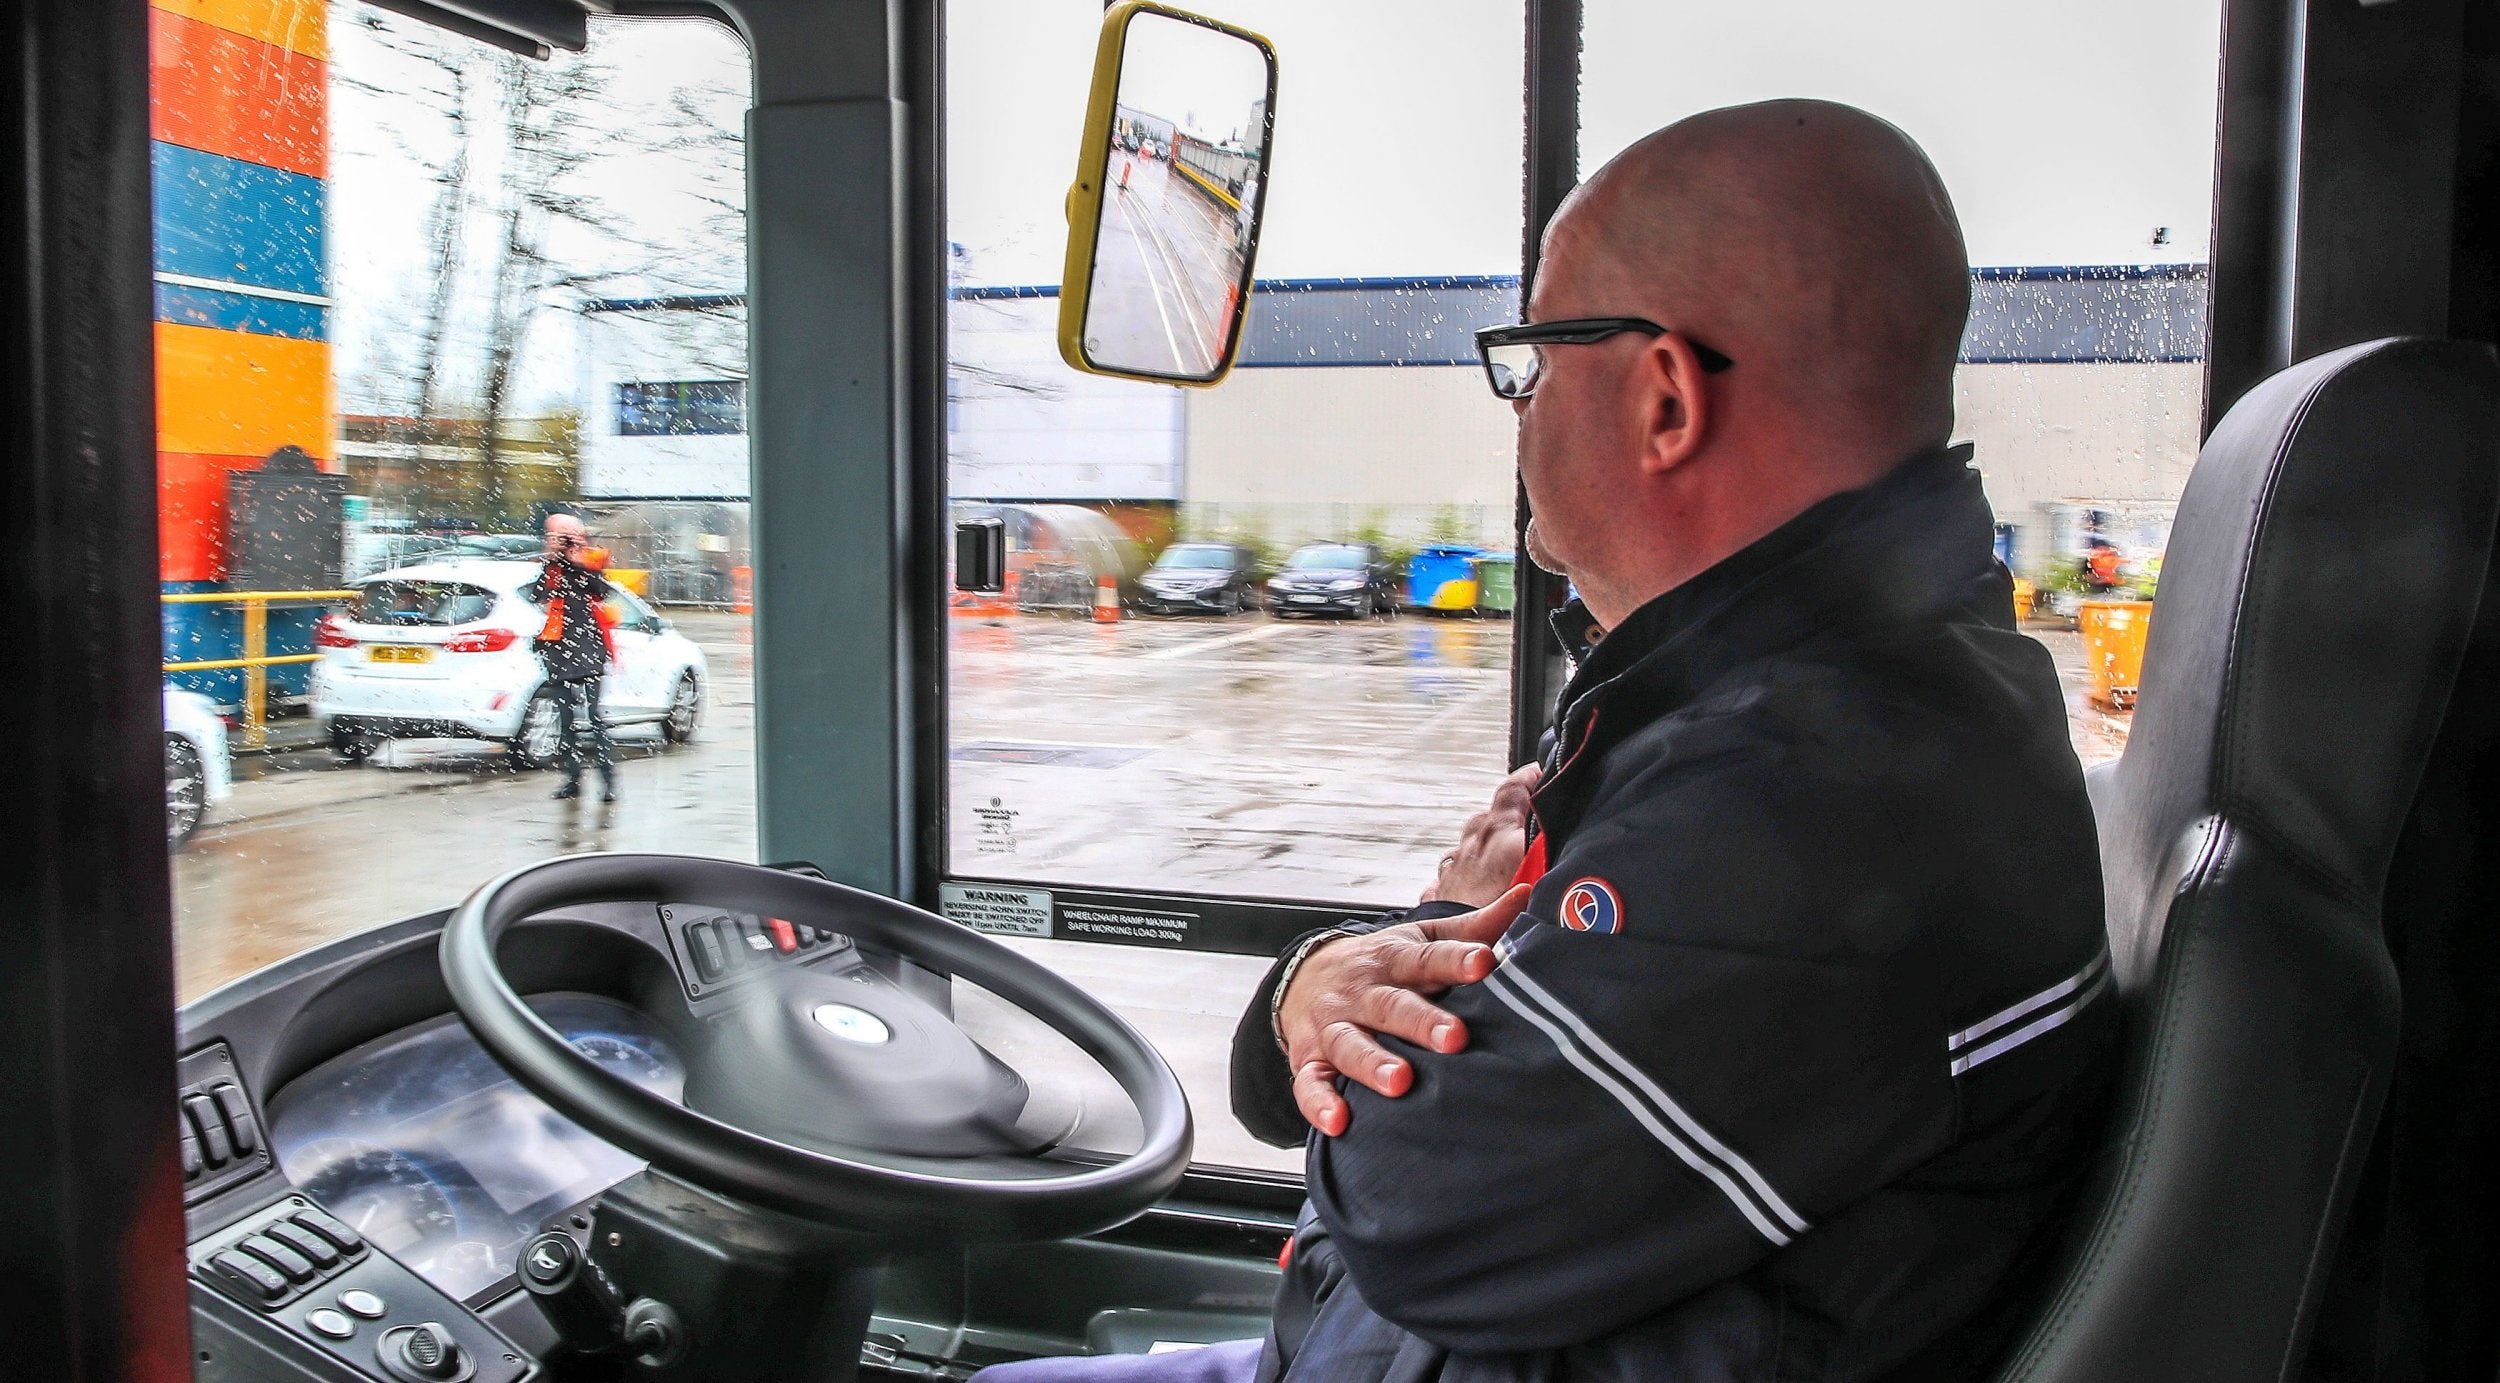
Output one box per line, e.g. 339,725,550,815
1484,964,1807,1246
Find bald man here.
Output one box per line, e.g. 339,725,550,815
981,100,2112,1383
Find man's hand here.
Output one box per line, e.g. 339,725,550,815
1280,884,1533,1136
1420,763,1542,907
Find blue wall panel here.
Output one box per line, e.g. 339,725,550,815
153,281,327,340
151,141,326,298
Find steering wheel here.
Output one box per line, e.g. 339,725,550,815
439,853,1192,1243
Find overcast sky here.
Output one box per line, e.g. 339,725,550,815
948,0,2224,285
1114,11,1272,147
331,0,2225,410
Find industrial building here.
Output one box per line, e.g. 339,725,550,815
576,265,2205,580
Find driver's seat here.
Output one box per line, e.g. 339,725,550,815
1988,337,2500,1381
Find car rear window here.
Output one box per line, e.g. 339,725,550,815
352,581,499,627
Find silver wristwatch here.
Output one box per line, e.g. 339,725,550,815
1270,927,1357,1053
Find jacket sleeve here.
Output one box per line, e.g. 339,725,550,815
1304,742,1959,1353
520,563,556,605
1227,903,1474,1148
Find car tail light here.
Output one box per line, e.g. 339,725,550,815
313,614,358,649
443,627,518,654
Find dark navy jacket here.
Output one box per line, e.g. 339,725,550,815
521,558,616,683
1231,448,2113,1382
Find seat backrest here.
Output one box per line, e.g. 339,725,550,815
1992,338,2500,1382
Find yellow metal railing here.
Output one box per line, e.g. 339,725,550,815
163,589,355,751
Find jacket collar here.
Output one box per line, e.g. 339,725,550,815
1548,443,2001,727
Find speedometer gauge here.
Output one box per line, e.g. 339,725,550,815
267,994,688,1303
569,1032,685,1097
285,1138,459,1258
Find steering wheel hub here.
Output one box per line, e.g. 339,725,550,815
811,1004,889,1043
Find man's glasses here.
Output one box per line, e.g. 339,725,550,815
1473,318,1734,400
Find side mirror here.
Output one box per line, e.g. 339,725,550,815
1058,2,1276,386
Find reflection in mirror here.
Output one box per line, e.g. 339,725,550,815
1062,6,1275,383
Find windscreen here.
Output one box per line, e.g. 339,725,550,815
1581,0,2222,770
947,0,1527,1173
160,7,758,999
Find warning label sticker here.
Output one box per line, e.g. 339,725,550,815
1057,903,1198,945
940,883,1054,937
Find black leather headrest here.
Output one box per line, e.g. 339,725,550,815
2097,338,2500,984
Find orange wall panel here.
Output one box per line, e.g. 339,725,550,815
159,451,258,582
152,8,326,179
156,321,335,464
148,0,326,62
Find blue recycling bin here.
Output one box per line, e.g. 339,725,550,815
1407,546,1488,612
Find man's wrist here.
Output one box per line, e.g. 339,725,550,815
1269,928,1355,1054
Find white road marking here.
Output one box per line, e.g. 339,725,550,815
1111,186,1195,375
1135,623,1285,661
1119,167,1221,373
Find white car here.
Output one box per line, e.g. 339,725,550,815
309,559,707,768
163,685,232,848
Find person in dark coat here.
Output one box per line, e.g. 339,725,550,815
977,99,2112,1383
523,512,619,801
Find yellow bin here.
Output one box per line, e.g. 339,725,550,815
606,567,651,597
2078,600,2153,710
2010,576,2036,622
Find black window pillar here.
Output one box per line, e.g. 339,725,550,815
1509,0,1581,770
2206,0,2470,427
0,0,195,1375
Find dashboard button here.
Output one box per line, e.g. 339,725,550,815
210,1083,259,1154
767,917,798,954
306,1308,355,1339
238,1234,316,1282
381,1322,465,1382
209,1250,289,1304
291,1207,365,1254
262,1220,340,1270
735,918,771,955
180,1129,203,1180
339,1289,387,1318
689,922,727,980
182,1093,232,1166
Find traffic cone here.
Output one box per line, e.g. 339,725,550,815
1092,573,1121,624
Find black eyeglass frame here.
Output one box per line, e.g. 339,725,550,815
1472,317,1735,398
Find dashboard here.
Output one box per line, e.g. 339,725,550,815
171,894,1172,1381
264,993,684,1304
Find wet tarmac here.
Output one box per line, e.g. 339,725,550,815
1081,154,1245,376
170,607,2123,1174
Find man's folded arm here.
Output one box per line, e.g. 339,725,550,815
1305,759,1959,1353
1227,904,1474,1148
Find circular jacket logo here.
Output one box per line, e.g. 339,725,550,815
1559,877,1623,934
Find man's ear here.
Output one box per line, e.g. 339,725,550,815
1637,333,1714,476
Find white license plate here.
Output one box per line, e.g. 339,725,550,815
369,645,434,665
1290,594,1324,603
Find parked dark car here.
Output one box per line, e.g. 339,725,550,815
1267,542,1399,617
1133,542,1261,615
